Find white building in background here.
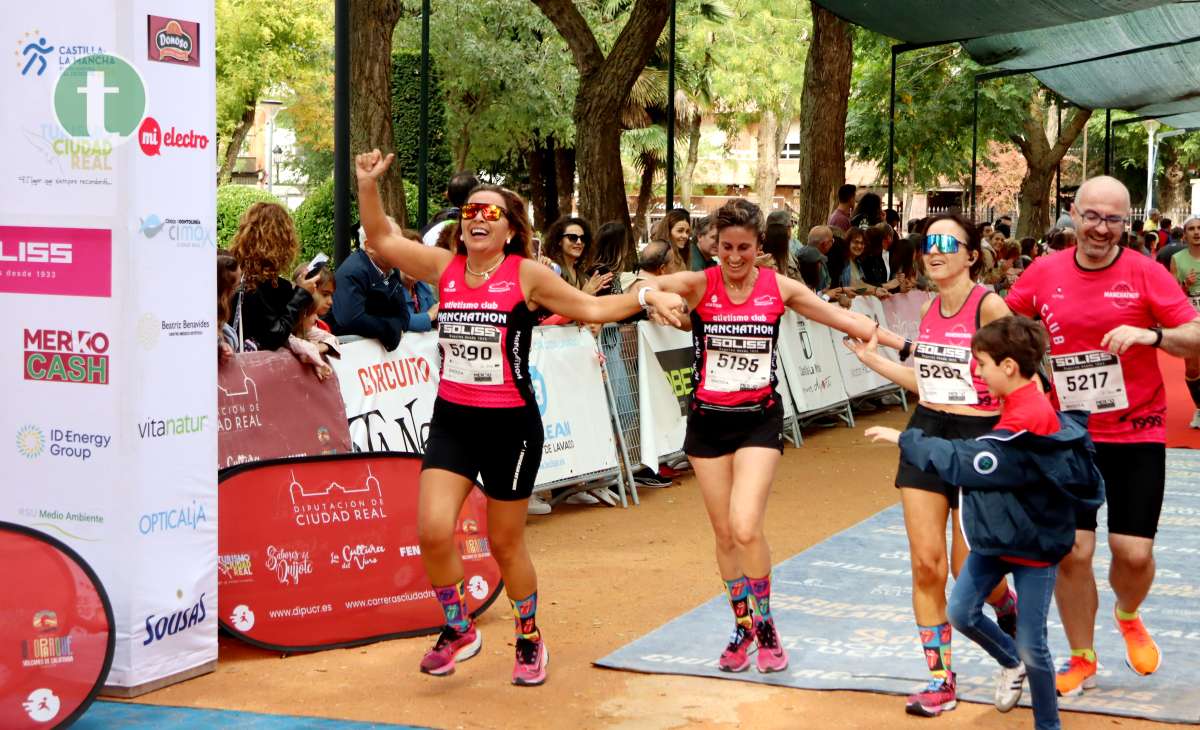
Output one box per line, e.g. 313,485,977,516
231,101,306,210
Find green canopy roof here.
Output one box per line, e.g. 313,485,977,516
815,0,1200,125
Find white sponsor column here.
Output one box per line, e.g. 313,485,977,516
0,1,217,693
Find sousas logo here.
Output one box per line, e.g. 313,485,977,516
138,414,208,440
143,592,207,646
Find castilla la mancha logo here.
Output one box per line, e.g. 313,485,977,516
53,53,146,146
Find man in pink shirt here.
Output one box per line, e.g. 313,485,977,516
1006,176,1200,696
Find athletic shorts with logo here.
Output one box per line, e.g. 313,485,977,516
422,397,543,501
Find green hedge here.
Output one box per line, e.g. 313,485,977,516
216,185,282,249
293,178,356,264
392,51,453,215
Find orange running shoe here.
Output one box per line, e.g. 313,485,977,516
1055,655,1098,697
1115,608,1162,675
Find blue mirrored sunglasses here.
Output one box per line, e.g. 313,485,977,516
923,233,961,254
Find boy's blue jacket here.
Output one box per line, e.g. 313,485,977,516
898,410,1105,563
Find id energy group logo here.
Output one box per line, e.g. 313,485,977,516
16,425,44,458
53,53,146,144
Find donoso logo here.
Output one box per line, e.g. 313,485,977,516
0,226,111,298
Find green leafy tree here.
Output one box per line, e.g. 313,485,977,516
215,0,331,183
392,52,453,210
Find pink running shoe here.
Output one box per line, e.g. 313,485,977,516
512,637,548,686
718,624,754,672
419,624,481,676
754,620,788,673
905,673,957,717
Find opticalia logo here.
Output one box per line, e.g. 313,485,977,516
16,424,111,461
137,414,209,440
138,500,207,535
53,54,146,145
23,328,109,385
143,592,207,646
0,226,112,298
137,215,212,248
138,116,209,156
148,16,200,67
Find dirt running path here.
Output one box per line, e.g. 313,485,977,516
135,408,1169,729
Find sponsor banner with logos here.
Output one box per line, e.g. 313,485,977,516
330,334,439,455
636,322,692,470
218,351,353,469
775,311,850,416
0,522,114,729
2,1,219,690
528,326,620,483
834,297,900,397
218,453,503,650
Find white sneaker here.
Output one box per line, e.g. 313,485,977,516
994,662,1025,712
564,490,601,505
526,494,551,515
1189,408,1200,429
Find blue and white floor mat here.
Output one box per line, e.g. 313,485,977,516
76,701,423,728
597,449,1200,723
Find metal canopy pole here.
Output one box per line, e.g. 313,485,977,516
971,77,979,221
1104,109,1112,175
888,45,897,212
334,0,350,266
666,0,677,209
417,0,430,228
1055,96,1063,220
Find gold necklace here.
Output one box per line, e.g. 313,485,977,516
723,265,758,294
466,253,505,278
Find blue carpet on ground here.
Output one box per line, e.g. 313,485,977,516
596,449,1200,724
76,701,422,728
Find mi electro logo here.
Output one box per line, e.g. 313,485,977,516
138,116,209,156
23,328,109,384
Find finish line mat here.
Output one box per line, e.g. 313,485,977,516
75,701,424,728
597,449,1200,724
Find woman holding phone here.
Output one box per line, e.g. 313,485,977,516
845,213,1017,718
355,149,686,687
648,198,906,675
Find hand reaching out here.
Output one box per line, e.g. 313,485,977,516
864,426,901,444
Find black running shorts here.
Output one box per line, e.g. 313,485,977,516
895,404,1000,510
683,400,785,458
1075,441,1165,539
422,397,543,501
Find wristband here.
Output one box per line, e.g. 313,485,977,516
637,285,656,309
1150,325,1163,348
898,338,913,360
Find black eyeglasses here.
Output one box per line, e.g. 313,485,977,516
562,233,586,243
1080,210,1128,227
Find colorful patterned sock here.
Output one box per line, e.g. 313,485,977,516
433,579,470,632
511,592,541,643
748,574,774,624
990,587,1017,618
918,623,953,680
1072,647,1097,663
1186,377,1200,407
723,576,754,629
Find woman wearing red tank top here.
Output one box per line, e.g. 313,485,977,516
355,150,686,688
846,213,1016,717
650,199,907,675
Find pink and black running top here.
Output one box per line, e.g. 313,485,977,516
916,284,999,411
436,255,538,409
690,266,787,410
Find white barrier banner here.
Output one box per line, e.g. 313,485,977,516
529,327,620,484
776,311,848,416
3,1,219,690
332,334,440,454
636,322,692,469
834,297,896,397
880,291,931,363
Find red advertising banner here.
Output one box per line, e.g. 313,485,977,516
218,453,502,651
147,15,201,67
0,522,114,729
0,226,111,298
218,351,352,469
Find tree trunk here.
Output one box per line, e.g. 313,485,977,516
755,110,780,207
633,156,658,242
680,112,701,208
795,2,853,232
555,145,575,218
1011,96,1091,238
350,0,406,223
217,103,255,185
532,0,672,266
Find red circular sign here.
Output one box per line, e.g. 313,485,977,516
0,522,114,728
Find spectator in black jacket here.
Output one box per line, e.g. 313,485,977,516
325,220,410,350
229,202,318,351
